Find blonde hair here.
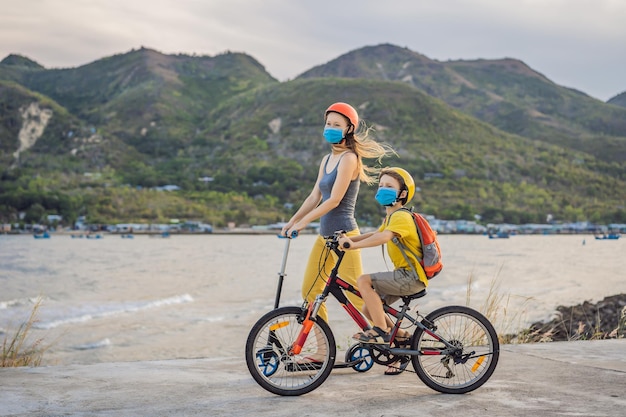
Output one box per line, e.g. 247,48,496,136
335,123,396,185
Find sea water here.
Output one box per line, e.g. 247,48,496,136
1,233,624,365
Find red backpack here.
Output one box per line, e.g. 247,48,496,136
389,208,443,279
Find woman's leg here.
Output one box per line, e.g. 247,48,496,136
301,235,332,323
337,229,364,313
302,231,364,323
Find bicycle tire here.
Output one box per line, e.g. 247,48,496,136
245,306,336,396
411,305,499,394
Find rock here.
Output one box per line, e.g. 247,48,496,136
523,294,626,342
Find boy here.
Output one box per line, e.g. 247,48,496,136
338,167,427,375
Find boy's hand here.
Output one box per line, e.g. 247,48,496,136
338,235,353,250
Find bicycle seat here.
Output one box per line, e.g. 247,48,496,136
401,289,427,303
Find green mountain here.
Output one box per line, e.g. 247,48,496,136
201,78,625,225
0,54,44,69
0,80,116,166
608,91,626,108
2,47,277,156
298,44,626,164
1,45,625,228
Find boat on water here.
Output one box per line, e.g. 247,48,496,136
594,233,621,240
148,231,170,238
71,233,103,239
488,231,510,239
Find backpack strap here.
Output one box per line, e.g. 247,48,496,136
391,236,421,281
381,244,392,272
386,208,423,281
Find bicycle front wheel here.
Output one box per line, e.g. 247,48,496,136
245,306,336,396
411,305,499,394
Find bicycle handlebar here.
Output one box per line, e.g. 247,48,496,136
277,229,350,248
277,230,299,239
323,230,351,250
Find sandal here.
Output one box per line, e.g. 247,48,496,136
393,332,411,347
353,326,390,345
384,356,410,376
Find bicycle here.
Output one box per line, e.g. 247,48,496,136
245,231,500,396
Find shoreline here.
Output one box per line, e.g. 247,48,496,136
2,234,623,370
2,229,621,237
510,293,626,342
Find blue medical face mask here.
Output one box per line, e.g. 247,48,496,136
323,127,344,144
375,187,399,206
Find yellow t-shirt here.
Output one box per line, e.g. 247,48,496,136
378,209,429,286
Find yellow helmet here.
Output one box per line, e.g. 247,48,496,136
380,167,415,204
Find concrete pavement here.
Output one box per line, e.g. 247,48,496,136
1,339,625,416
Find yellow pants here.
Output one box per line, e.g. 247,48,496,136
301,231,364,323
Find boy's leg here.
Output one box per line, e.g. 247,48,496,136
369,269,425,336
360,304,371,321
356,274,388,331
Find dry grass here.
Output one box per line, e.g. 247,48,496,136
610,306,626,338
465,267,535,344
1,297,50,367
466,270,626,343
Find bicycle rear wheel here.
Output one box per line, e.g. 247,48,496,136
411,305,499,394
245,306,336,396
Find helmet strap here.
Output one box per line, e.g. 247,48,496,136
398,188,408,205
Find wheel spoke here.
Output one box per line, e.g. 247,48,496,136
412,306,499,394
246,307,336,396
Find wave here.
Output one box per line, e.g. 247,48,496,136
33,294,194,330
195,315,226,323
72,338,112,350
0,297,45,309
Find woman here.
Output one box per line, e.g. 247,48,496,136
282,102,393,323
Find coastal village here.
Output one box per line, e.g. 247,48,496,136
2,215,624,238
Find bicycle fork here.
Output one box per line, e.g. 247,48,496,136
289,297,322,355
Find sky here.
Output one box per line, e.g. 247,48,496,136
1,0,625,101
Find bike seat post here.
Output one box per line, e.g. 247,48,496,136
392,301,413,332
397,295,412,311
279,238,291,276
274,238,291,309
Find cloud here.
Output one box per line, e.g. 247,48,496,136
1,0,625,100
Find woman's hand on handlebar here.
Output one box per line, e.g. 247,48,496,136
280,221,293,237
282,221,303,239
280,221,296,239
279,229,299,239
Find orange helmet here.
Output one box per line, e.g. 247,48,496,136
325,102,359,129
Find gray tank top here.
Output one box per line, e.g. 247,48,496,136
318,153,360,236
